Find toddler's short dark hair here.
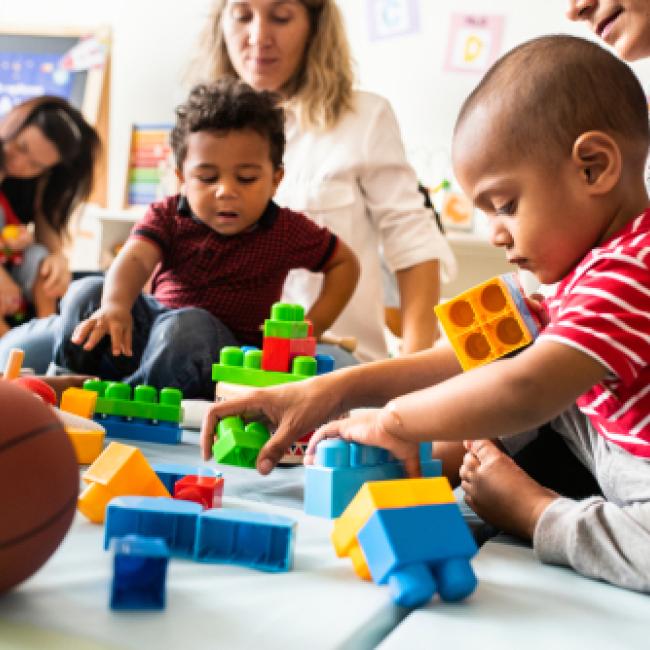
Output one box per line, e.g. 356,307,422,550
455,35,650,164
171,79,286,169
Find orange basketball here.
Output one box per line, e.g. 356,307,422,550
0,381,78,593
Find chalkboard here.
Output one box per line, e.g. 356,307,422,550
0,26,111,204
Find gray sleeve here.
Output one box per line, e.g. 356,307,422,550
534,496,650,592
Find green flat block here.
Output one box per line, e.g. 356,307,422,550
263,319,309,339
212,364,308,387
212,417,270,469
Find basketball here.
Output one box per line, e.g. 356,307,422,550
0,381,79,593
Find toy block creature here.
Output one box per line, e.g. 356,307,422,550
110,535,169,610
173,474,224,509
78,442,170,523
435,273,540,371
212,416,270,469
332,477,477,608
194,509,296,572
83,381,183,445
104,496,203,557
152,462,222,494
212,302,336,466
304,439,442,518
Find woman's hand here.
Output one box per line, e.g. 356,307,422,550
39,252,71,297
304,408,422,478
200,374,344,473
0,266,23,316
71,302,133,356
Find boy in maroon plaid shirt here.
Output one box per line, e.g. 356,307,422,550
53,80,359,398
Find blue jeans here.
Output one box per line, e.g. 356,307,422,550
0,314,59,373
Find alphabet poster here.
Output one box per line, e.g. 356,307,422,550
444,13,505,74
368,0,420,41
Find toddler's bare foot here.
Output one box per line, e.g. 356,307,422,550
459,439,558,540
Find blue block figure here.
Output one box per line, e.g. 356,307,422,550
304,439,442,518
194,509,296,572
356,503,478,607
152,462,222,493
105,497,203,558
110,535,170,610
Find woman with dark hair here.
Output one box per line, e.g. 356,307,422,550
0,96,100,334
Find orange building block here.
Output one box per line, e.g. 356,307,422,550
78,442,170,523
61,387,98,419
331,477,456,580
66,426,105,465
435,273,539,371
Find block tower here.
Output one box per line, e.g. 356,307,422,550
212,302,335,466
332,477,478,607
435,272,540,371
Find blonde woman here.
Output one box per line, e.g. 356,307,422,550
191,0,455,364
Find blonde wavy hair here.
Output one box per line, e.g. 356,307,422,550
190,0,355,130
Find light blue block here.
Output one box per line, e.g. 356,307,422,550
357,503,478,606
194,509,296,572
104,497,203,558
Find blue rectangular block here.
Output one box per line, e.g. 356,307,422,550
110,535,169,611
357,503,478,585
194,509,296,572
105,497,203,558
95,415,182,445
152,463,222,493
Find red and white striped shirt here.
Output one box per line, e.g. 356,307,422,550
541,208,650,457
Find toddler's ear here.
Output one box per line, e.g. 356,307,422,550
572,130,621,194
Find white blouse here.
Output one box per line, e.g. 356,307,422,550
277,91,456,362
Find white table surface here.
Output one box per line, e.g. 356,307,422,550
378,540,650,650
0,432,391,650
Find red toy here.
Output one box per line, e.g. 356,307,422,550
0,381,79,593
173,474,224,509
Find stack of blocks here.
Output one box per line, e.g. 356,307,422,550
83,380,183,445
332,477,478,607
435,272,539,371
212,302,335,466
304,438,442,518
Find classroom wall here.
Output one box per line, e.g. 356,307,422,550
3,0,650,209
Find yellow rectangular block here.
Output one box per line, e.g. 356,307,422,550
435,273,537,371
66,426,105,465
331,477,455,579
61,387,98,419
78,441,170,523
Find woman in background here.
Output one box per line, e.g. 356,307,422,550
191,0,455,364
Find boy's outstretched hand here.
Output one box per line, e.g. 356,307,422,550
200,376,343,474
304,408,422,478
71,303,133,357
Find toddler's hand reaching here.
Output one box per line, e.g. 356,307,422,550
304,408,422,478
71,303,133,356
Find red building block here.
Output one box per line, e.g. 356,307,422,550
261,337,291,372
173,475,224,509
289,336,316,359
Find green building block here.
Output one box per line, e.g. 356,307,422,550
83,380,183,423
262,302,309,339
212,416,270,468
212,347,317,387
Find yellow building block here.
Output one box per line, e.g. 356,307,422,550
66,426,105,465
60,387,98,419
435,273,539,371
331,477,455,579
78,442,170,523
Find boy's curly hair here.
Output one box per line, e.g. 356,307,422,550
171,79,285,169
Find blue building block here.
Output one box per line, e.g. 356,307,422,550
152,462,222,494
315,353,335,375
304,440,442,518
194,509,296,572
104,496,203,558
95,414,182,445
357,503,478,607
110,535,169,610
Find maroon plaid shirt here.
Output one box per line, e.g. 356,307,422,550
130,195,337,345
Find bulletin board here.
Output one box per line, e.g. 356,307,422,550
0,25,111,205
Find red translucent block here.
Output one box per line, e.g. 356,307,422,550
173,475,224,509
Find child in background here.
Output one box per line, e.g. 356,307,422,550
54,79,359,399
202,36,650,592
